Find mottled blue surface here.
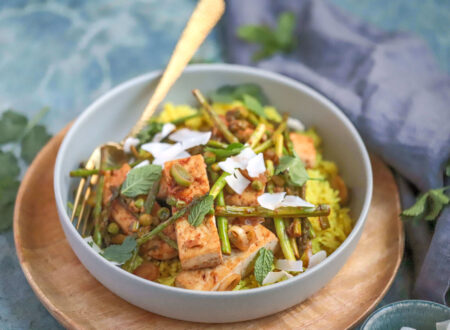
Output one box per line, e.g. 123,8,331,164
0,1,448,329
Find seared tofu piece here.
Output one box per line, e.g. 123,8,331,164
103,163,131,205
175,224,278,291
289,133,317,168
162,155,222,270
110,199,138,235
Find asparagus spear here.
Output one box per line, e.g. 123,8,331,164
158,232,178,250
247,123,266,148
275,218,296,261
214,205,330,218
209,172,230,200
216,190,231,255
192,89,239,144
207,139,228,149
253,139,273,154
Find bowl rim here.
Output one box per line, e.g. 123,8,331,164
54,63,373,297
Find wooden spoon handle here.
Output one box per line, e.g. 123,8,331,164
129,0,225,137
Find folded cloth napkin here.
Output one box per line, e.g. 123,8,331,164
224,0,450,303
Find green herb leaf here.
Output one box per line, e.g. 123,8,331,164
137,122,164,144
205,142,245,158
275,156,309,187
237,11,297,62
121,164,162,198
401,187,449,221
446,160,450,177
20,125,52,164
209,83,268,105
254,247,274,285
188,195,214,227
0,178,20,232
0,151,20,179
102,236,137,264
242,94,266,118
0,110,28,144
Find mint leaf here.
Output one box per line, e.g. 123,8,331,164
137,122,163,144
0,178,20,231
0,110,28,144
188,195,214,227
205,142,245,158
242,94,266,118
102,236,137,264
237,11,297,62
276,155,309,186
0,151,20,179
254,247,274,285
209,83,268,105
402,187,449,221
20,125,52,164
121,164,162,198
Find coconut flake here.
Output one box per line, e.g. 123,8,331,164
225,170,250,194
275,259,304,272
308,250,327,269
134,160,150,169
247,153,266,177
279,195,315,208
123,137,140,153
287,117,305,131
141,142,173,155
257,192,286,210
262,271,293,285
169,128,211,149
218,147,256,174
153,123,175,142
153,143,190,166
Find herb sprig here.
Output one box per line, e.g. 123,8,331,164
188,195,214,227
276,155,309,187
102,236,137,264
254,247,274,285
401,186,449,221
121,164,162,198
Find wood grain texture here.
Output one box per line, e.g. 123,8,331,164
14,126,404,330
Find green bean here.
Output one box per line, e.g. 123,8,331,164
216,190,231,255
192,89,239,144
247,123,266,148
253,139,273,154
214,205,330,218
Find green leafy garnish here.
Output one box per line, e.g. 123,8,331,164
242,94,266,118
209,83,268,105
188,195,214,227
0,151,20,179
21,125,52,164
254,247,274,285
102,236,137,264
275,155,309,186
137,122,164,144
0,178,20,231
401,187,449,221
0,110,28,144
121,164,162,198
205,142,245,158
237,12,297,62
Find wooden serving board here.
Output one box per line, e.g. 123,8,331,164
14,126,404,329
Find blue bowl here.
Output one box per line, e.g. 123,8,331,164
362,300,450,330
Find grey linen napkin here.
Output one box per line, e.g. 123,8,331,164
223,0,450,303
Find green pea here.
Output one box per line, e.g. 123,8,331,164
134,198,144,209
107,222,120,235
170,163,193,187
204,151,216,165
157,207,170,221
176,200,186,208
251,180,264,191
139,214,152,227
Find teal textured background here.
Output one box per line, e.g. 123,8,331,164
0,1,448,328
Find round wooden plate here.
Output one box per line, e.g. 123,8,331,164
14,126,404,330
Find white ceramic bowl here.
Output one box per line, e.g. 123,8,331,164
54,64,372,323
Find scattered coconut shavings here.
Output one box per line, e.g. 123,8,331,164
225,169,250,194
134,159,150,169
141,142,173,155
218,147,256,174
257,192,286,210
275,259,304,272
84,237,120,266
153,123,175,142
153,143,190,166
308,250,327,269
169,128,211,149
123,137,140,153
287,117,305,131
262,270,293,285
279,195,315,208
247,153,266,177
